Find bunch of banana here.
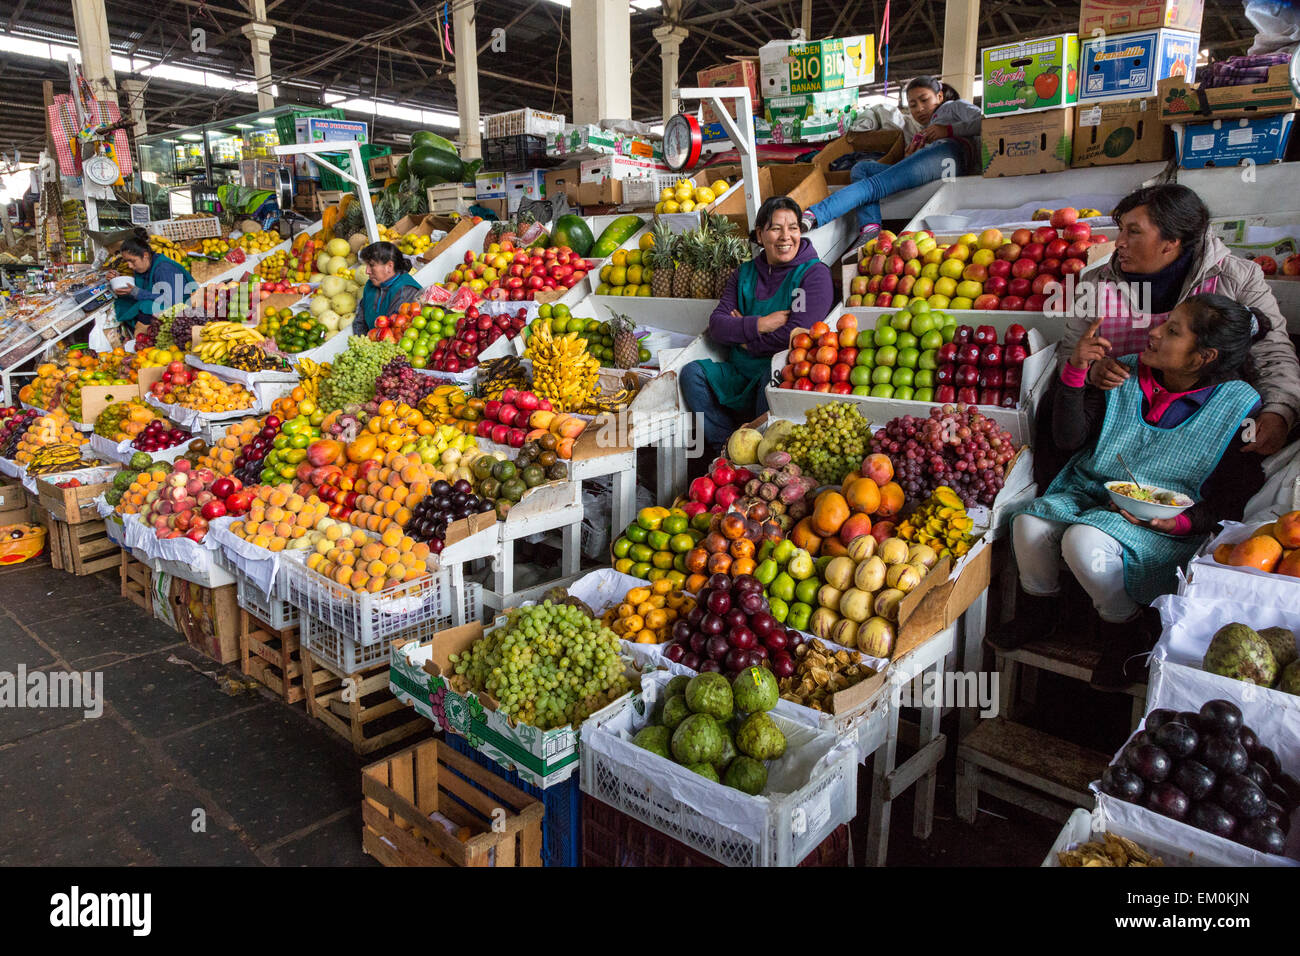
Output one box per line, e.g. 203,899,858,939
478,356,527,401
577,373,642,414
27,444,87,474
527,324,600,413
148,234,186,261
295,357,330,403
896,486,975,558
227,343,289,373
195,322,265,365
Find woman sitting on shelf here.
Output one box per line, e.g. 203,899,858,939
352,241,423,336
680,196,834,465
111,228,196,332
996,294,1268,691
799,76,982,246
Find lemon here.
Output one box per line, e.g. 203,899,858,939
638,285,653,296
611,249,628,267
679,199,696,213
609,266,628,286
654,202,666,214
596,283,612,295
663,199,681,214
711,179,730,196
642,266,654,283
694,187,716,204
639,232,655,251
674,186,693,203
626,249,642,266
660,187,676,202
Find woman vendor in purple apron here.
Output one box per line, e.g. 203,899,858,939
680,197,835,465
995,294,1269,690
1054,184,1299,454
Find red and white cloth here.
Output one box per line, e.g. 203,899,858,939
46,95,133,178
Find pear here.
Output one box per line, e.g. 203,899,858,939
787,549,815,581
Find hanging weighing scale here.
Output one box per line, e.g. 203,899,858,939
82,153,120,187
662,112,704,173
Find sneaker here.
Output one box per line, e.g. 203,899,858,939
857,223,882,245
987,588,1059,652
800,210,817,232
1089,616,1155,692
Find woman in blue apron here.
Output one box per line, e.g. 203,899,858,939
680,197,834,465
111,229,195,333
995,294,1267,690
352,241,423,336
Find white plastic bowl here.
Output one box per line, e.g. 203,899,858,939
109,275,135,292
1104,481,1194,521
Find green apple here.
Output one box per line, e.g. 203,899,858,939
892,366,915,387
871,365,894,385
850,365,873,387
907,299,931,315
897,347,920,369
786,602,813,632
941,323,956,344
919,329,944,350
856,347,875,367
851,385,872,396
894,385,915,401
917,349,938,371
889,310,912,332
895,331,918,351
870,383,895,398
856,329,874,349
914,387,935,403
873,326,897,347
875,345,898,367
914,368,935,388
876,314,893,332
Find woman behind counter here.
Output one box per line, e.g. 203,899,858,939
680,196,834,464
351,241,423,336
111,229,195,333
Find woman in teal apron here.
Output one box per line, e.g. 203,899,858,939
352,242,423,336
111,229,195,333
998,294,1267,689
680,197,834,464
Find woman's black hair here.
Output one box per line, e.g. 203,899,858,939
119,227,152,258
906,75,961,103
1112,184,1209,263
359,241,411,273
753,196,803,240
1178,292,1267,385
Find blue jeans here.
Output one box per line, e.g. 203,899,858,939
680,359,770,458
810,139,965,230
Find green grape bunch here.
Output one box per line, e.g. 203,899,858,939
778,402,873,486
319,337,403,412
447,601,635,730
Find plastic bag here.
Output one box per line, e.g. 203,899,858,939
1244,0,1300,54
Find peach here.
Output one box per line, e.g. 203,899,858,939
1275,510,1300,549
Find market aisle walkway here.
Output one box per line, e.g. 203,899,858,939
0,557,376,866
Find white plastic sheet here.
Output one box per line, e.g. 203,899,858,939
184,353,298,388
206,515,279,597
1183,521,1300,608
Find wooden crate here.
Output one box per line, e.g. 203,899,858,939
120,550,152,613
301,649,428,755
240,610,340,706
362,738,544,867
36,476,114,525
49,516,120,576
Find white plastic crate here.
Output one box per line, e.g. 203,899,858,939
302,582,483,676
280,550,464,647
483,108,566,139
235,570,299,631
580,672,857,866
146,216,222,241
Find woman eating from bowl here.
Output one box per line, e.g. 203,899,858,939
112,228,196,333
1059,184,1299,457
799,76,982,246
997,293,1268,690
680,196,834,464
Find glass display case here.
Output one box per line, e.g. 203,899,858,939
137,105,294,220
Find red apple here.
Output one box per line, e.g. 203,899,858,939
957,386,979,404
937,343,958,364
1063,222,1092,243
1024,293,1047,312
936,364,957,385
1060,258,1086,277
1045,237,1070,260
1033,226,1058,245
1011,228,1033,247
1011,258,1039,280
1005,344,1029,366
984,276,1009,297
979,368,1004,388
936,385,957,403
987,259,1012,280
957,343,981,365
1004,366,1023,389
1000,295,1026,311
1032,273,1061,296
980,345,1003,367
1050,207,1078,229
973,294,1002,311
956,365,980,387
1019,243,1045,264
994,243,1022,263
1040,258,1062,277
979,388,1002,406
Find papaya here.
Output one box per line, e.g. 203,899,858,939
811,491,850,537
590,215,645,258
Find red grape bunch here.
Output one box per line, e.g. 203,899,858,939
871,404,1017,507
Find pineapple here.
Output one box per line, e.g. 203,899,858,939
610,313,639,369
688,230,715,299
709,235,732,298
670,231,694,298
645,220,676,298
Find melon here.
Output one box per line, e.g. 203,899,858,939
315,252,332,272
318,310,343,332
239,219,262,235
326,255,349,276
325,237,351,258
320,275,346,298
345,252,358,266
348,233,369,252
329,292,357,314
309,295,332,316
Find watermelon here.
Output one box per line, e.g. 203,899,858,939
396,155,410,182
411,130,459,155
552,214,594,256
590,215,644,258
409,146,464,185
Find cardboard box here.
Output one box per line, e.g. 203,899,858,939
697,58,762,123
475,170,506,200
1072,97,1170,166
421,217,478,263
544,168,581,205
1173,113,1295,169
692,162,828,232
894,537,994,655
1079,0,1203,36
170,579,240,665
763,88,858,121
478,198,508,220
78,382,145,426
813,130,907,185
1157,63,1300,123
579,154,669,184
1078,28,1198,103
547,125,661,161
505,169,546,214
981,34,1081,115
759,35,874,97
982,109,1075,177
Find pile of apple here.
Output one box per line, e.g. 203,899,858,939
258,280,312,296
1252,254,1300,278
147,362,195,402
443,245,593,303
474,388,556,448
426,306,527,372
933,324,1030,408
847,209,1110,312
686,458,756,517
138,461,252,542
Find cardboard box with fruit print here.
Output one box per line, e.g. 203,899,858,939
981,34,1080,116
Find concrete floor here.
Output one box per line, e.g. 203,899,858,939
0,553,1080,867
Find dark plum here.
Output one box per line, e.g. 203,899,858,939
663,643,685,663
1171,759,1217,802
1198,699,1243,738
706,635,730,661
1217,773,1268,820
1237,818,1287,855
1243,762,1272,790
1144,708,1179,732
1188,801,1237,840
1249,745,1282,781
1198,734,1249,777
1277,772,1300,809
1238,725,1259,751
1152,721,1199,760
689,633,708,655
731,574,761,594
1145,782,1190,821
681,652,702,671
1262,802,1291,835
1125,743,1172,783
1100,764,1145,803
699,659,722,673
